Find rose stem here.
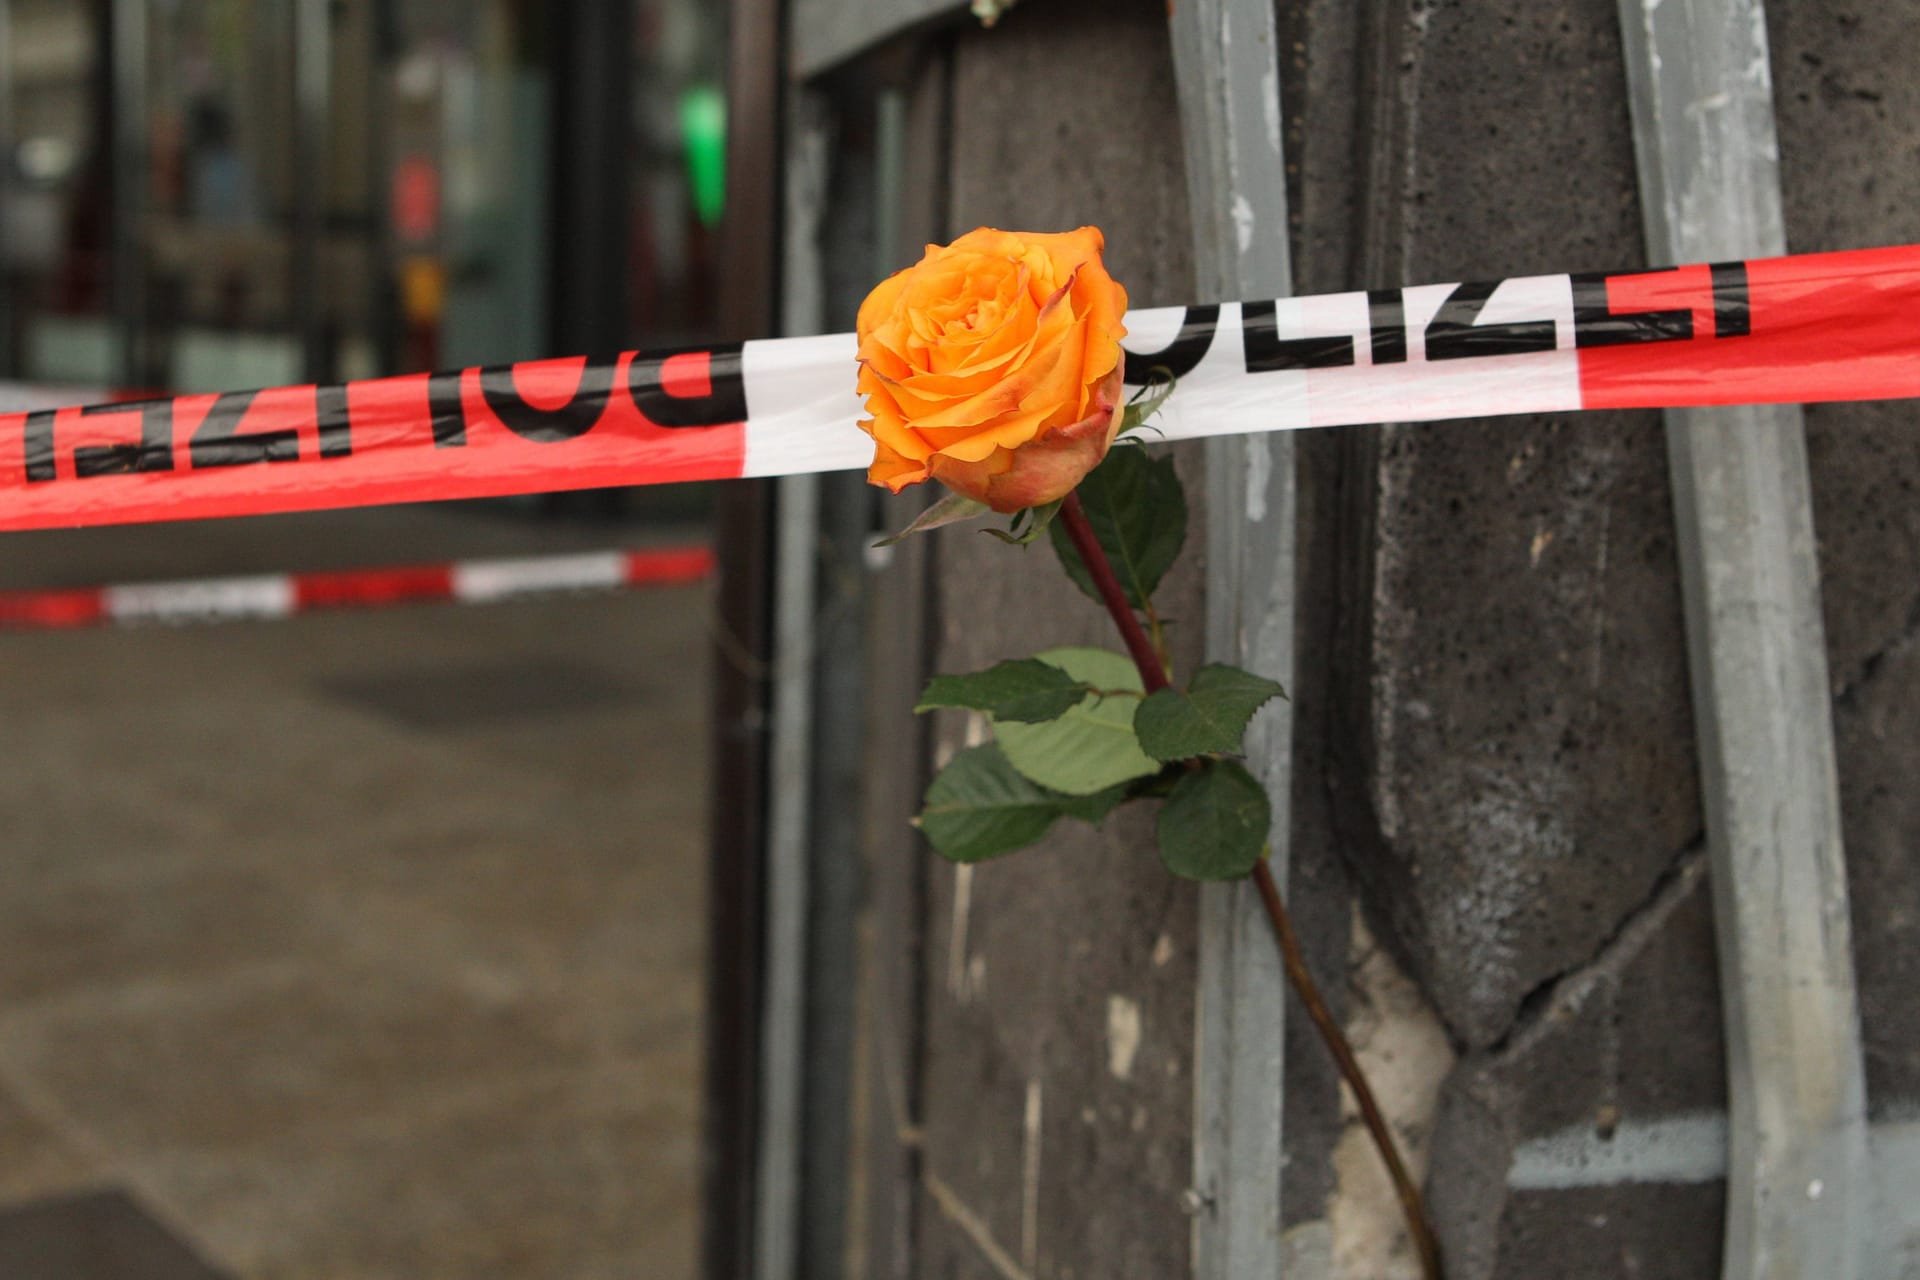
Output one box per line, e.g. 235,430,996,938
1252,858,1444,1280
1056,489,1445,1280
1142,599,1173,672
1058,493,1169,692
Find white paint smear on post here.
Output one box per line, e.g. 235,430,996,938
1508,1110,1920,1274
1106,995,1142,1081
1508,1113,1730,1189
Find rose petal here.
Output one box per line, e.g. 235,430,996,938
867,433,932,492
902,280,1078,432
930,360,1125,512
853,225,1130,504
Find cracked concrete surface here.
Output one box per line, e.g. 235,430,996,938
1484,840,1707,1061
1312,3,1833,1274
1426,849,1723,1280
1828,583,1920,711
1335,402,1701,1054
1471,846,1708,1070
1330,0,1702,1051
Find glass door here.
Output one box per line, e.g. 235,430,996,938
141,0,307,390
0,0,114,388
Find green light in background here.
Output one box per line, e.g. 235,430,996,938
679,84,727,230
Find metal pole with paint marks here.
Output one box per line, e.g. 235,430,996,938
1168,0,1297,1274
1616,0,1871,1275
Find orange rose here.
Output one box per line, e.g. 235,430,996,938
855,226,1130,513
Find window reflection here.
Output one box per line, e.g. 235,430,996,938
630,0,727,346
2,0,111,384
2,0,733,390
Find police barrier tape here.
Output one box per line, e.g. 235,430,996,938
4,243,1919,534
0,545,715,631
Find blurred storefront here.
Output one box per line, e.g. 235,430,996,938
0,4,751,1278
0,0,728,393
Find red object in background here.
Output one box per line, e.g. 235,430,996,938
294,563,455,610
392,155,441,246
0,588,106,630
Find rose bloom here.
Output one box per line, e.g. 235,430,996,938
855,226,1129,513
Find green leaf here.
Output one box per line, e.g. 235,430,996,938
1134,663,1288,762
1048,781,1132,826
916,744,1063,863
875,491,992,547
916,659,1092,723
1120,372,1177,436
1049,445,1187,610
1156,760,1270,881
982,498,1064,546
994,646,1161,796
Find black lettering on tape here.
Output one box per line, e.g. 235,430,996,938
317,383,352,458
1424,279,1557,361
23,410,55,483
1243,300,1356,372
1121,304,1220,381
481,361,616,443
429,370,466,447
1369,289,1408,365
190,389,301,467
627,344,748,428
76,400,175,477
1711,261,1751,338
1571,268,1691,348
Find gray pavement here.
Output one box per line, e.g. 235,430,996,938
0,503,711,1279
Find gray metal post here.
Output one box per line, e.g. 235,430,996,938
1166,2,1296,1274
754,470,819,1280
1616,2,1871,1276
752,82,834,1280
0,0,14,376
292,0,331,382
109,0,148,386
546,0,633,360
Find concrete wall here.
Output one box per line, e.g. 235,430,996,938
1774,0,1920,1121
902,2,1209,1274
1272,0,1729,1268
1776,7,1920,1269
849,0,1920,1274
1283,1,1920,1276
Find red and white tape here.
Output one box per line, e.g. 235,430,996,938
3,243,1918,534
0,545,713,631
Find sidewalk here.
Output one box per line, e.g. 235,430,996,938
0,504,709,1279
